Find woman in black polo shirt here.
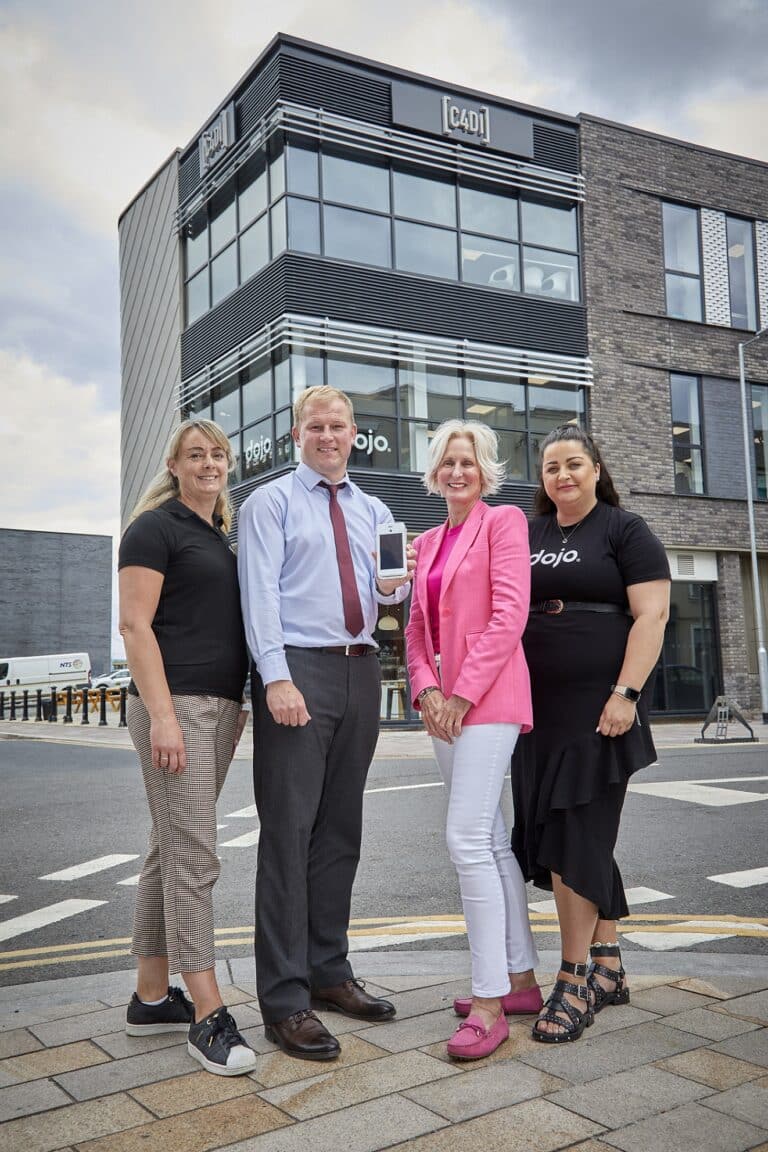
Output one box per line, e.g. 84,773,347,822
118,418,255,1077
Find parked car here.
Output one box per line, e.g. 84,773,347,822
91,669,132,690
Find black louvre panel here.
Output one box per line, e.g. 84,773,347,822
533,123,579,173
280,52,391,126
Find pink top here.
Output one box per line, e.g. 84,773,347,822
427,523,464,654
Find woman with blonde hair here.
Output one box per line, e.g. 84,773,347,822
119,418,255,1076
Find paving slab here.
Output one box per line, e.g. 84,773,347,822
74,1093,291,1152
517,1020,704,1084
403,1059,566,1122
0,1038,112,1083
0,1075,72,1122
546,1064,713,1128
356,1009,457,1054
598,1099,764,1152
28,1005,129,1047
662,1006,761,1041
581,1005,659,1036
129,1069,264,1118
260,1049,457,1119
53,1044,196,1100
378,980,470,1021
627,985,716,1015
92,1026,190,1060
716,989,768,1026
655,1048,767,1090
700,1075,768,1127
713,1027,768,1069
0,1092,152,1152
675,977,768,1000
0,1027,44,1059
0,1001,109,1034
218,1093,448,1152
421,1018,544,1066
382,1097,603,1152
247,1033,389,1089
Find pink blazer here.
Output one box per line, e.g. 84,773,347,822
405,501,533,730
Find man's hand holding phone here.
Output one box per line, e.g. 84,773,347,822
375,522,415,593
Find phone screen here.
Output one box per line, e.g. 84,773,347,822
379,532,405,569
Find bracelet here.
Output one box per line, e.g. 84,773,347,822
611,683,641,703
416,686,439,705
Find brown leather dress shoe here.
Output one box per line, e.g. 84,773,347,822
264,1009,340,1061
311,978,396,1020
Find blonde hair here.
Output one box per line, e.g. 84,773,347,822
424,420,505,496
129,419,235,533
293,385,355,427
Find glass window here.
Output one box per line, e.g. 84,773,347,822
186,388,211,420
523,248,579,300
185,209,208,275
238,153,267,227
459,184,518,240
242,358,271,428
210,184,237,254
274,407,295,468
321,150,390,213
752,385,768,499
666,273,702,322
349,415,398,470
400,365,461,422
242,417,273,479
528,383,585,433
240,215,269,282
727,216,757,330
287,197,321,254
461,234,519,290
210,243,237,307
395,219,457,280
269,142,285,203
671,373,705,494
271,197,287,256
465,376,526,429
186,267,209,325
286,140,319,198
324,205,391,267
400,420,437,475
652,583,718,713
327,355,396,417
393,168,456,227
495,429,528,480
521,198,577,251
212,373,240,434
289,349,323,400
663,203,701,274
228,432,242,484
274,352,291,411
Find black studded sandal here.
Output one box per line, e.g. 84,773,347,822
588,943,630,1014
531,960,594,1044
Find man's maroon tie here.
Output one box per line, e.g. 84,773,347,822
320,482,365,637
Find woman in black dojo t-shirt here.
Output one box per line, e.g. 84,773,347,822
118,419,255,1078
512,425,670,1045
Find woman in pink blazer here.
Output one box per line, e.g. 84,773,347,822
406,420,540,1061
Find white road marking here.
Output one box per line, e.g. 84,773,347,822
217,824,228,830
224,804,258,818
623,920,768,951
528,899,557,913
365,781,444,795
628,781,768,807
708,866,768,888
0,900,106,943
220,830,260,848
0,896,17,905
40,854,140,881
528,886,674,916
117,874,141,887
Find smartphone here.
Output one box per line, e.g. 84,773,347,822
376,522,408,579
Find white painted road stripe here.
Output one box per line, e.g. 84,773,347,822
628,781,768,807
0,896,17,905
709,866,768,888
220,830,260,848
225,804,258,818
223,780,447,819
529,886,674,915
0,900,107,943
40,854,140,881
116,874,141,887
623,920,768,951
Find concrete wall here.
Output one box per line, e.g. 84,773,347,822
0,529,112,676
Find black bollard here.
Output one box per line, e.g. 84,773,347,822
49,687,58,722
10,691,17,721
22,690,29,721
118,686,128,728
98,685,108,726
81,687,90,725
0,691,5,721
63,685,73,724
35,688,43,721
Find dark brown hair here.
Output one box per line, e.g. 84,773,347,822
533,425,621,515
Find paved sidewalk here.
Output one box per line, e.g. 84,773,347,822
0,952,766,1152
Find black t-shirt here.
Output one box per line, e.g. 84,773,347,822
529,502,670,603
118,499,248,702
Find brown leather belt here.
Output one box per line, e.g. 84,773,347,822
529,600,630,616
286,644,376,656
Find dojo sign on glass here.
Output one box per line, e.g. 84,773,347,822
198,103,236,177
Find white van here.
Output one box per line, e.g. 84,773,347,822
0,653,92,695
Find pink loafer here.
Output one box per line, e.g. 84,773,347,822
453,985,543,1018
446,1012,509,1060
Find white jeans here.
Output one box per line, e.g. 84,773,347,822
432,723,539,998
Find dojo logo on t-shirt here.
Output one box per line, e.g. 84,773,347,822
531,547,580,567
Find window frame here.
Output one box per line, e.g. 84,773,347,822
662,201,704,323
670,372,706,495
725,214,758,332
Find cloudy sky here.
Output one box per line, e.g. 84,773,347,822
2,0,766,656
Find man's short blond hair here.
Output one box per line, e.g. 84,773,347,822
293,386,355,427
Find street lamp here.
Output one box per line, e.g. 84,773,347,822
738,324,768,723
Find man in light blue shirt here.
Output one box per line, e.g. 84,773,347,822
238,385,413,1060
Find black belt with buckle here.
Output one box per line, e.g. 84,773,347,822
286,644,376,656
529,600,630,616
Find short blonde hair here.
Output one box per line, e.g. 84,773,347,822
129,419,235,532
293,385,355,427
424,420,505,496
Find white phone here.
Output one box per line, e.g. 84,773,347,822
376,522,408,579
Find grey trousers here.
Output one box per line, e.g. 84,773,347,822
251,648,381,1023
128,693,240,974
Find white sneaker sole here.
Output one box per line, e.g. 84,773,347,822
125,1022,191,1035
187,1039,257,1076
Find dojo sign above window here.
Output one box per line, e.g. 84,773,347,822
198,103,235,177
391,80,535,159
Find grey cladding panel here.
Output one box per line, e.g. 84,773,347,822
702,376,747,499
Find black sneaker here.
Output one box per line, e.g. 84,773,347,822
125,985,195,1035
187,1007,257,1076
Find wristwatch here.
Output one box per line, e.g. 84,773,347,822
416,686,439,705
611,683,641,702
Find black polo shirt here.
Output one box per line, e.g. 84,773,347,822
118,499,248,702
